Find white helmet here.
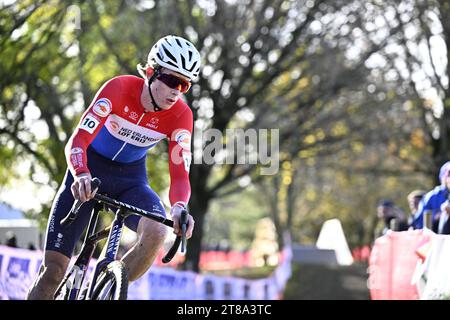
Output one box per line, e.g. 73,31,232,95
148,35,201,80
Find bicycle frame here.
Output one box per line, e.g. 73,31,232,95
57,203,146,300
55,202,103,300
55,183,186,300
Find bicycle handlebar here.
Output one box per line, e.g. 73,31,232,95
180,209,188,253
162,209,188,263
60,177,188,263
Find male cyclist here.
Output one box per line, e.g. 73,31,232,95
27,35,199,299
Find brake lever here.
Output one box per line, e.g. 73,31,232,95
180,209,188,253
162,209,188,263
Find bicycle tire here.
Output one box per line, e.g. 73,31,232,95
90,261,128,300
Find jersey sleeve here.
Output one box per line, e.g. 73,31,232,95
167,108,193,206
65,77,122,177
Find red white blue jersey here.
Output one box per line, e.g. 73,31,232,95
65,75,192,205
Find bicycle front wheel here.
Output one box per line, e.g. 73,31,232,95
90,260,128,300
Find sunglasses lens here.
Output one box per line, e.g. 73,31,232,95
158,74,191,93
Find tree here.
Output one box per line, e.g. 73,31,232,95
2,0,443,272
180,0,423,270
376,0,450,180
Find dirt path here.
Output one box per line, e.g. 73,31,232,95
283,262,370,300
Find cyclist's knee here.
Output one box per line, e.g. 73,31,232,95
42,263,66,287
138,219,167,244
45,263,66,282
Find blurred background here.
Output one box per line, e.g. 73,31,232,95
1,0,449,299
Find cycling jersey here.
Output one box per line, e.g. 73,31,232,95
44,75,193,258
65,75,192,205
46,147,164,257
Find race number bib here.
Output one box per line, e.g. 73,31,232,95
80,113,100,134
182,151,192,173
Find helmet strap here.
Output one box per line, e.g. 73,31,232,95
147,69,162,112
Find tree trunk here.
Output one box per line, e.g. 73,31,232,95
182,164,212,272
183,192,210,272
270,177,285,249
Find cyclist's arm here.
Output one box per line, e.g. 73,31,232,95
167,109,193,207
65,78,122,177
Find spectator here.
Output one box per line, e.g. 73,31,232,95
5,231,18,248
411,161,450,232
406,190,426,226
437,200,450,234
375,199,408,238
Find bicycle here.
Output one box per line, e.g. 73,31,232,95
53,177,188,300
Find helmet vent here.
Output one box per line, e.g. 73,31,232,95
162,44,177,62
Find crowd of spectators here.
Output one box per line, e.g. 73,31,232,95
376,161,450,237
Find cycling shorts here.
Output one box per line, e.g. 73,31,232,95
44,146,166,258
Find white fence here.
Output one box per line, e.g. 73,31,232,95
0,244,292,300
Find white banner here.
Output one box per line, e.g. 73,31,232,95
418,235,450,300
0,243,293,300
0,246,42,300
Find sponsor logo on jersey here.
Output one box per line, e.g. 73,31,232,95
130,111,139,121
55,233,64,248
146,117,159,129
70,153,84,169
92,98,112,117
174,129,191,150
152,204,162,213
71,147,83,154
110,121,120,132
104,115,166,147
115,128,162,144
80,113,100,134
49,215,55,233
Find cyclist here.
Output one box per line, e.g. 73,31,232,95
27,35,200,299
